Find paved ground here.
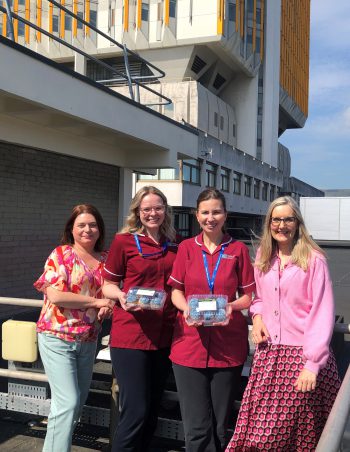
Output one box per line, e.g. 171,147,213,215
0,410,185,451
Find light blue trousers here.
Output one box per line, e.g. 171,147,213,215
38,333,97,452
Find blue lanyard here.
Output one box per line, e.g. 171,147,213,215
134,234,167,258
202,245,226,293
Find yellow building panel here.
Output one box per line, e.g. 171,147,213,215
73,0,78,38
25,0,30,43
49,0,53,34
217,0,224,35
36,0,42,42
60,0,65,39
13,0,18,41
123,0,129,32
280,0,310,116
137,0,141,29
85,0,90,36
252,0,256,52
164,0,169,27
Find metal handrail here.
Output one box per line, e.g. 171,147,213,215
0,0,172,107
0,297,42,308
316,364,350,452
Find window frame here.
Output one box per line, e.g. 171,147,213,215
233,171,242,195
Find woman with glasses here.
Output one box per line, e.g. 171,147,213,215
102,186,179,452
168,188,255,451
226,196,340,451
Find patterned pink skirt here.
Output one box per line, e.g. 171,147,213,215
226,344,340,452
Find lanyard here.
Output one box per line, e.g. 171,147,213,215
134,234,167,258
202,245,226,293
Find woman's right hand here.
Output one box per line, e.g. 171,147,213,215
118,291,142,312
96,298,115,310
251,315,270,344
184,309,203,327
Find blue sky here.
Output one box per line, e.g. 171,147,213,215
280,0,350,190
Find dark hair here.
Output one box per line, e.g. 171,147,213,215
61,204,105,252
196,188,227,212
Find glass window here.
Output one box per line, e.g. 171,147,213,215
163,103,174,118
254,179,260,199
18,20,25,36
262,182,268,201
214,112,218,127
169,0,177,18
233,171,241,195
138,166,179,181
174,212,191,238
221,168,229,192
90,10,97,28
138,173,157,180
77,11,84,29
244,176,252,197
270,185,275,201
228,0,236,21
159,168,179,180
232,123,236,137
65,15,72,31
182,159,200,185
220,116,224,130
53,15,59,33
206,162,217,188
141,2,149,21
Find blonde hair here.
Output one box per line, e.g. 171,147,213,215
121,186,176,241
256,196,325,272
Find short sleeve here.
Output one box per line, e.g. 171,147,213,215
34,246,69,293
167,240,188,290
102,234,126,283
237,243,255,295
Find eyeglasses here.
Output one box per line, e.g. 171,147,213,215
139,206,166,214
270,217,296,226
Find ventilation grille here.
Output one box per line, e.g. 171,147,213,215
213,73,227,90
191,55,207,74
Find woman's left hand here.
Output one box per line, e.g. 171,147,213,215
295,368,317,392
97,306,113,321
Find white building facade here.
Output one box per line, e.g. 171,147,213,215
1,0,322,237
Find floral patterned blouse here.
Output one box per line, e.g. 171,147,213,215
35,245,107,342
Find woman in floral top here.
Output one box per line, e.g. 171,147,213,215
35,204,113,452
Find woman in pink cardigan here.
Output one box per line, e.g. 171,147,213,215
226,196,340,452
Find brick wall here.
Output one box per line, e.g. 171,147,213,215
0,141,119,298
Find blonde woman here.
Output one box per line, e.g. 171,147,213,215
102,186,179,452
226,196,340,451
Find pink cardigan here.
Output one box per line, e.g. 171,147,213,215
250,251,334,375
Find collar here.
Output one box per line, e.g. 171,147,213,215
194,232,232,248
134,232,167,245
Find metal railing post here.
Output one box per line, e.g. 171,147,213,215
4,0,15,41
316,364,350,452
122,44,135,101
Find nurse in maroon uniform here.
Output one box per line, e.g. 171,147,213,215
102,186,178,452
168,188,255,452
